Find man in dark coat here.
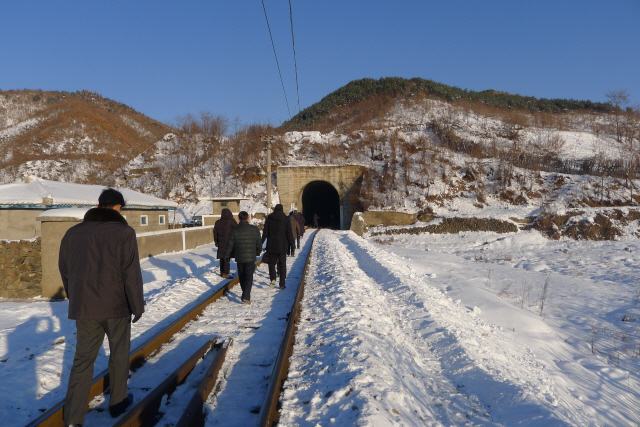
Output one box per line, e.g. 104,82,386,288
223,211,262,305
293,209,304,249
288,211,300,257
59,188,144,426
262,204,294,289
213,208,238,278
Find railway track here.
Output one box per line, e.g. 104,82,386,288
26,231,316,427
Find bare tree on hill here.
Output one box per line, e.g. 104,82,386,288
605,90,630,142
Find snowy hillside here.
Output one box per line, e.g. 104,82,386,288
2,83,639,236
0,89,171,185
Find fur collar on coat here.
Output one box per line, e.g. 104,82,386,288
83,207,128,225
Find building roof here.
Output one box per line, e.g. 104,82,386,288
200,196,250,201
0,178,177,209
37,207,89,220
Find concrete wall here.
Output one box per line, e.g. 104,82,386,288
136,226,214,259
361,211,419,227
0,209,44,240
40,217,82,299
212,200,241,216
37,216,215,299
122,208,170,233
277,165,366,230
203,215,217,226
0,208,169,241
349,211,420,237
0,239,42,298
184,227,215,250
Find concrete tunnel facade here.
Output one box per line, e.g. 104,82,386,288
276,165,366,230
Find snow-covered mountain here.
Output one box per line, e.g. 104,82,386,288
2,81,639,237
0,89,171,185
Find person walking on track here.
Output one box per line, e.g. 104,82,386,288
223,211,262,305
293,209,304,249
213,208,237,278
313,213,319,229
262,204,294,289
59,188,144,426
288,210,300,257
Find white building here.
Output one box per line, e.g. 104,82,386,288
0,177,177,240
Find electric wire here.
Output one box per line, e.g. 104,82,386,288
288,0,301,115
261,0,292,119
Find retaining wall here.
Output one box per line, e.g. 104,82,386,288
137,226,215,259
350,211,420,237
34,215,216,299
361,211,419,227
0,239,42,299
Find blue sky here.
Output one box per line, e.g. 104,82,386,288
1,1,638,127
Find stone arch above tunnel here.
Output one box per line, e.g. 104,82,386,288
277,165,366,230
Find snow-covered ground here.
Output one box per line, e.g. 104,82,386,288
281,229,640,426
0,234,314,426
2,228,640,426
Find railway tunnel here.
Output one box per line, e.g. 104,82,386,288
276,165,366,231
301,180,340,229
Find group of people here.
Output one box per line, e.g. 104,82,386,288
57,188,310,426
215,204,305,301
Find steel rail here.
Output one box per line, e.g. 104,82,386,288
25,259,262,427
112,338,231,427
174,338,232,427
255,231,317,426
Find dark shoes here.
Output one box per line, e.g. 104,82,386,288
110,393,134,418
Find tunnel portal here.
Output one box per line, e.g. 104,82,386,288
302,180,340,229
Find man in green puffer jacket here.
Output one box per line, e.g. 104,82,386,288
224,211,263,305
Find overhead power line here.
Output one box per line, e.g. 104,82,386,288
261,0,292,120
288,0,300,115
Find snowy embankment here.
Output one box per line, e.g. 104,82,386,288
280,230,640,426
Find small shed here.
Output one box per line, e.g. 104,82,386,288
200,196,249,225
0,177,177,239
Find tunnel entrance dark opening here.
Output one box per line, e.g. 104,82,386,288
302,181,341,230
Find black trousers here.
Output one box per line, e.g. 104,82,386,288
237,262,255,301
268,253,286,287
64,317,131,426
296,235,301,249
220,257,230,275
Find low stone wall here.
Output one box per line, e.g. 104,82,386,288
350,211,421,237
0,239,42,298
370,218,519,237
362,211,419,227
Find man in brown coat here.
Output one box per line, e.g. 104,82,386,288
59,188,144,426
293,209,304,249
213,208,238,278
288,211,300,256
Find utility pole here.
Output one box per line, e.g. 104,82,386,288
261,135,275,215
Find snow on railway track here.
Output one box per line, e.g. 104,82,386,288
279,230,575,426
0,233,315,426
